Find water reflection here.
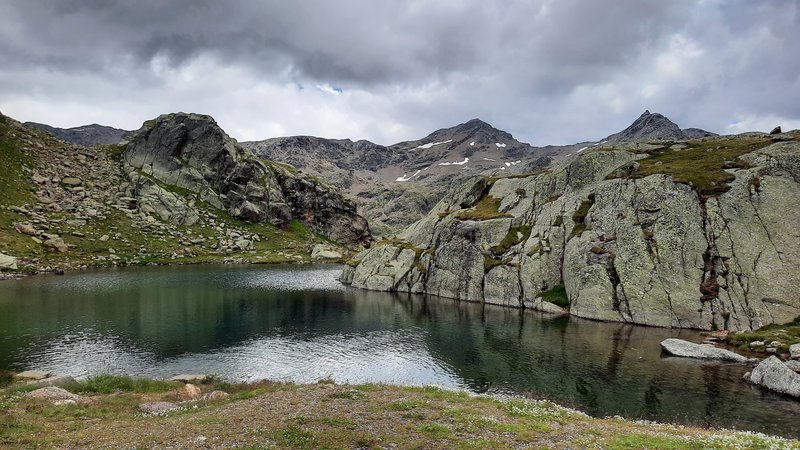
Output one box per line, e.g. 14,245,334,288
0,264,798,437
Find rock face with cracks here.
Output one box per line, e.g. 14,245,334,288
123,113,371,246
342,134,800,331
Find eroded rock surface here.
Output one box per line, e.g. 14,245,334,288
123,113,370,246
342,136,800,330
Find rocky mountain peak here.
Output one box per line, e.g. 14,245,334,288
606,110,716,143
23,121,132,146
124,112,372,246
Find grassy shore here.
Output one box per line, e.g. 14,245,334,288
1,375,796,449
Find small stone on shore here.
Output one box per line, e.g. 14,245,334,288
139,401,180,414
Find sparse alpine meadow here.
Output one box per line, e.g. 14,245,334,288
1,375,798,449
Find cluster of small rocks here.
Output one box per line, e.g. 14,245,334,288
661,338,800,399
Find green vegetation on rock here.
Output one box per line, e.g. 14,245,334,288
540,284,569,308
625,137,772,197
725,316,800,353
569,194,595,239
456,196,512,221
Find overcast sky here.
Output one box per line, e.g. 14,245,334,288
1,0,798,145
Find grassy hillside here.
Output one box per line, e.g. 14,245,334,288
0,114,346,275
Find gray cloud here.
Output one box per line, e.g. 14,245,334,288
0,0,798,145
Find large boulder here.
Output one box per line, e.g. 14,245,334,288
123,113,371,245
0,252,18,270
660,338,749,362
747,356,800,397
28,387,86,405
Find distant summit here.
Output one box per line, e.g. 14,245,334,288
24,122,132,146
605,110,716,143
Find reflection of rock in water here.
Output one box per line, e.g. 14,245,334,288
2,266,800,438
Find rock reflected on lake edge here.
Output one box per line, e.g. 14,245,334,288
747,356,800,398
660,338,750,362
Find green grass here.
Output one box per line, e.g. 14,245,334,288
539,284,569,308
600,432,697,449
569,194,595,239
0,115,38,259
624,137,775,198
456,196,512,221
415,422,453,438
66,374,178,394
724,316,800,353
0,371,13,389
489,225,532,255
0,381,794,448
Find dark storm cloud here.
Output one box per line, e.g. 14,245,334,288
0,0,798,144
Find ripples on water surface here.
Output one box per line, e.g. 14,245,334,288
1,264,798,437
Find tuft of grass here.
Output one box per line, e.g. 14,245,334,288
624,137,774,198
489,225,532,255
540,284,569,309
724,316,800,352
569,194,595,239
415,422,453,438
326,389,367,401
456,196,512,221
0,370,13,388
599,432,698,449
66,374,177,394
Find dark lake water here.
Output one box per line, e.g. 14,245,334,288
1,264,798,437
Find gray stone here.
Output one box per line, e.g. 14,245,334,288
311,244,342,260
27,387,85,405
139,401,180,414
201,390,230,401
747,356,800,397
0,252,18,270
61,177,82,187
660,338,749,362
28,375,76,387
790,343,800,360
750,341,765,348
15,370,51,380
784,359,800,373
43,238,68,253
169,374,210,383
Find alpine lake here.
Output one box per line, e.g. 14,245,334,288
1,264,798,438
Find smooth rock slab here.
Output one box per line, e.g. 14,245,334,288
660,338,749,362
15,370,51,381
747,356,800,397
169,374,210,383
61,177,82,187
28,375,76,387
139,402,180,414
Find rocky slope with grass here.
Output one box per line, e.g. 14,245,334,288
341,131,800,331
0,112,370,276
